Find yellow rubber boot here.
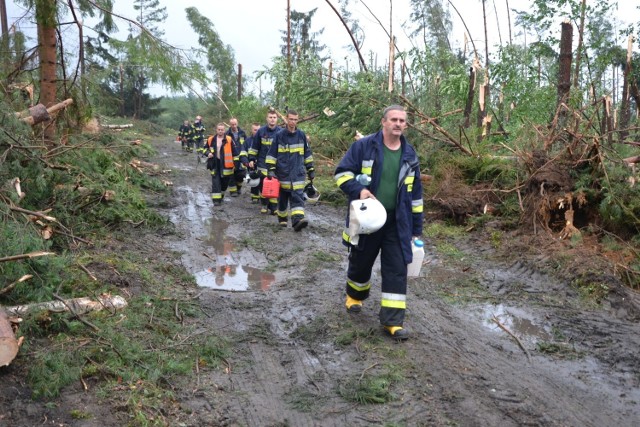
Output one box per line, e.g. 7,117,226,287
345,295,362,313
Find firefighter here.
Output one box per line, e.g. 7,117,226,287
245,123,262,204
333,105,424,340
192,116,206,154
266,109,315,231
225,117,248,197
248,109,281,215
178,120,192,151
203,123,240,206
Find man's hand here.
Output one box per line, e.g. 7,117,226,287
360,189,375,199
248,160,255,169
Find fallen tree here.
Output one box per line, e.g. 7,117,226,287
5,294,128,317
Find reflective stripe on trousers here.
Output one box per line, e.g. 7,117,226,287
346,214,408,326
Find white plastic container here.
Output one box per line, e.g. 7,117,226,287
407,239,425,277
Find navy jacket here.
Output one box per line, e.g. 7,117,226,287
334,130,424,263
266,128,314,191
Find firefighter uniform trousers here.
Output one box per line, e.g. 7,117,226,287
346,214,407,327
209,157,233,204
276,187,305,225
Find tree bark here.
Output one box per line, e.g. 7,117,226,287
463,65,477,128
0,309,19,367
555,21,573,130
619,35,633,142
5,294,128,317
36,0,58,143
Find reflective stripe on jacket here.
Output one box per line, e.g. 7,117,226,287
266,128,314,190
333,130,424,263
248,125,280,176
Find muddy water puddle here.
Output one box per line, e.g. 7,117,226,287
196,217,275,291
472,303,552,346
170,187,276,291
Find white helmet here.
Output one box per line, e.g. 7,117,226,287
347,198,386,244
303,182,320,203
246,170,260,188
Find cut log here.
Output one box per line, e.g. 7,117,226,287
0,309,19,367
5,294,128,317
18,99,74,126
101,124,133,129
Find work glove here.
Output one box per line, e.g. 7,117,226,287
267,170,276,179
307,170,315,180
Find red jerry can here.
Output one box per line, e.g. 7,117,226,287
262,177,280,199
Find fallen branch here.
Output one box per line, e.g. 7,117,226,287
9,205,56,222
0,274,33,296
0,251,55,263
5,294,128,317
101,123,133,129
491,315,531,362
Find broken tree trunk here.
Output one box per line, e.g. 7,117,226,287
5,294,128,317
463,65,477,128
16,98,74,126
0,309,19,367
619,35,634,142
555,20,573,131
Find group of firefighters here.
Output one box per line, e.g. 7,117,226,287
178,105,423,341
177,108,317,232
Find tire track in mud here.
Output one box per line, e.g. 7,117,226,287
156,140,640,426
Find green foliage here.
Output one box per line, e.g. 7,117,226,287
185,7,238,101
338,366,403,404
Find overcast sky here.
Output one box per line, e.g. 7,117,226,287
6,0,640,96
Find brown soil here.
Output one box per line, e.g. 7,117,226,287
2,137,639,426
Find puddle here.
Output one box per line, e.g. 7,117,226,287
194,215,275,291
475,304,552,345
195,265,275,291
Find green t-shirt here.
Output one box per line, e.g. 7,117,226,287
376,144,402,211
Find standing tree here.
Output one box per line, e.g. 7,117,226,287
280,8,328,66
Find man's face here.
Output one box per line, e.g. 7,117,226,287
216,125,225,136
251,125,260,135
286,114,299,131
267,113,278,128
230,119,238,131
381,109,407,138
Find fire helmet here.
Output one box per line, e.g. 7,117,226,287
348,198,387,242
303,182,320,203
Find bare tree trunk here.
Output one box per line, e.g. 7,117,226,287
619,35,633,142
323,0,368,72
505,0,512,45
555,20,573,129
0,0,7,36
463,65,477,129
119,63,125,116
572,0,586,90
286,0,291,72
482,0,489,68
237,63,242,101
387,0,393,93
36,0,58,143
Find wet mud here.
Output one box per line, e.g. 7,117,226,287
2,138,637,427
154,139,639,426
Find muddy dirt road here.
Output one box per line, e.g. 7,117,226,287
151,137,640,427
